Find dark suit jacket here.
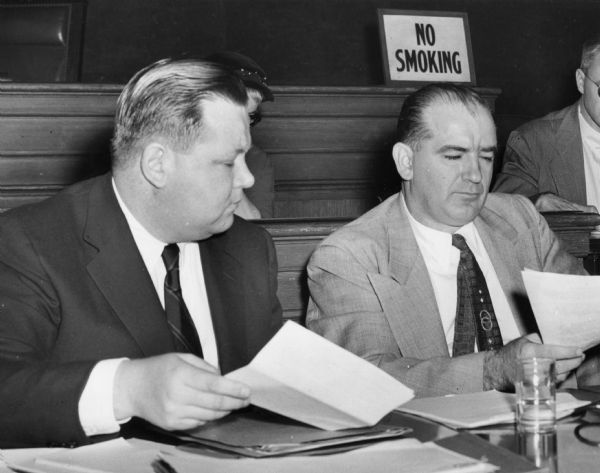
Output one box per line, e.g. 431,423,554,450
0,173,282,447
493,102,587,205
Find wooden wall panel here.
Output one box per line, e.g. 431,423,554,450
0,84,500,216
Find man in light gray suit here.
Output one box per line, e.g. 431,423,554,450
493,35,600,214
307,84,590,397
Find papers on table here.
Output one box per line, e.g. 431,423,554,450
522,269,600,350
4,437,498,473
3,438,159,473
164,438,498,473
397,390,590,429
175,408,411,457
225,321,414,430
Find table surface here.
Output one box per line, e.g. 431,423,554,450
4,390,600,473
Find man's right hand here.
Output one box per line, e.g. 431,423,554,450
534,192,598,213
113,353,250,431
483,334,584,391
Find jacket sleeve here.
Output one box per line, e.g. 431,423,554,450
0,220,96,447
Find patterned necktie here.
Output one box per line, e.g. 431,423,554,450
451,234,503,357
162,244,203,357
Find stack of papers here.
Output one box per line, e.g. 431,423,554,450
4,437,499,473
522,269,600,349
397,390,590,429
175,408,411,457
225,321,414,430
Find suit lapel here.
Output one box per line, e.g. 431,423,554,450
475,203,530,335
200,232,247,373
83,175,174,356
369,196,449,358
553,103,587,204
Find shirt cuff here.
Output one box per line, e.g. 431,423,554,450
78,358,130,437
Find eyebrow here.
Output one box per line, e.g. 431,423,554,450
437,145,498,154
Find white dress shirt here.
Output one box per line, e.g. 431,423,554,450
78,180,217,436
402,195,521,354
579,105,600,210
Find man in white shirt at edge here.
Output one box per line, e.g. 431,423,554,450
307,84,590,397
494,34,600,213
0,58,281,447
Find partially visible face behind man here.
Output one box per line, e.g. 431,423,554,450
402,99,497,232
579,51,600,132
165,96,254,242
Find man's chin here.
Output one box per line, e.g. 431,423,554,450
211,214,236,234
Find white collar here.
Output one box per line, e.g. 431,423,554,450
401,192,479,269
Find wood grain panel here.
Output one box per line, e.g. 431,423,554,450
0,117,113,152
0,84,500,217
0,155,110,186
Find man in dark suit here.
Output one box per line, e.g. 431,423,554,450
493,34,600,214
0,58,282,447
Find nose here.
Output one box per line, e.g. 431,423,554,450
462,155,482,184
234,156,255,190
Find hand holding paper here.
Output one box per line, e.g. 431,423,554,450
226,321,414,430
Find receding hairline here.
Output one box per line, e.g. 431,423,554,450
411,95,494,149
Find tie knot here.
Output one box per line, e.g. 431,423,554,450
162,243,180,272
452,233,469,252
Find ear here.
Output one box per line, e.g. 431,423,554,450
392,142,414,180
140,142,170,188
576,68,586,95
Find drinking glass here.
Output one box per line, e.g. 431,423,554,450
515,357,557,472
515,357,556,433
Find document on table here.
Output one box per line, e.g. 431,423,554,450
160,438,498,473
396,390,590,429
3,438,160,473
522,269,600,350
4,437,497,473
225,321,414,430
175,408,411,457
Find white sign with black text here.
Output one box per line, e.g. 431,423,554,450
378,10,475,85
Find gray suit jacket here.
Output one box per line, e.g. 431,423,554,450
493,101,587,205
306,192,585,397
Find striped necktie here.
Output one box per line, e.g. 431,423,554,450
161,244,203,357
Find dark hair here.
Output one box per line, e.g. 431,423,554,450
112,58,247,167
396,83,490,150
205,51,274,102
581,34,600,72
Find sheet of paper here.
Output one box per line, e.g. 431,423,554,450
7,439,160,473
160,438,497,473
522,269,600,350
226,321,414,430
397,390,589,429
1,448,64,473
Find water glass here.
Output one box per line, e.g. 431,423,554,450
517,430,557,472
515,357,556,434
